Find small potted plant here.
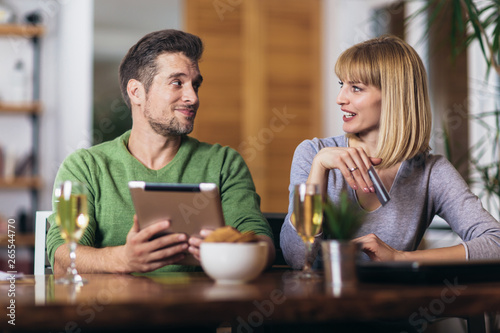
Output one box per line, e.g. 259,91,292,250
321,191,365,288
322,191,366,241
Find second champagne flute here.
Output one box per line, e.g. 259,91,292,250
291,183,323,279
54,180,89,285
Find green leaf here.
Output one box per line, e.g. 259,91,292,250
322,191,365,241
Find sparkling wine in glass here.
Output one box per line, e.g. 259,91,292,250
291,183,323,279
54,180,89,284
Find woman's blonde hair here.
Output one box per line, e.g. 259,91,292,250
335,35,431,168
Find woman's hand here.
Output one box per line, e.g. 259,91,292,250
309,146,382,193
353,233,405,261
353,233,468,262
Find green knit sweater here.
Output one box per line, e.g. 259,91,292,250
46,130,272,272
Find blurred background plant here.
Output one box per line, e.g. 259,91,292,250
410,0,500,213
412,0,500,74
467,109,500,212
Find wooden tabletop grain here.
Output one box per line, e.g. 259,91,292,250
1,269,499,332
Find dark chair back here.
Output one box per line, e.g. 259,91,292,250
263,212,288,267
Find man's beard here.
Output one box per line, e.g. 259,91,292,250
145,107,196,137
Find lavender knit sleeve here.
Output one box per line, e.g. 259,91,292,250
428,156,500,259
280,138,339,269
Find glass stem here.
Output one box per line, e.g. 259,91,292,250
68,241,77,276
303,240,313,272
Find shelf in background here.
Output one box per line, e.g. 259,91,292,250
0,233,35,247
0,177,43,190
0,102,42,114
0,24,45,37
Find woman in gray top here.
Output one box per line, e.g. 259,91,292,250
280,35,500,270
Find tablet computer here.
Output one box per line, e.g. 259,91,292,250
128,181,225,265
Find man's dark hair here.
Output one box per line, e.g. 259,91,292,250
119,29,204,109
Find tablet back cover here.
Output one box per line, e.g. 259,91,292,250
129,182,225,265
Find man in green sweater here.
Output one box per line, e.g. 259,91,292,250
47,29,275,274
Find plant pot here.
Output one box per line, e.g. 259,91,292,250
321,240,359,294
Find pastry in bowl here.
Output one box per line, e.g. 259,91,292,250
200,226,268,284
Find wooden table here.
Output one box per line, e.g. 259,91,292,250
1,269,500,332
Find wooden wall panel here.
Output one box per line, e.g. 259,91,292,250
185,0,244,150
185,0,321,213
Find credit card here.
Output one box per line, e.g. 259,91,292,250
368,166,391,206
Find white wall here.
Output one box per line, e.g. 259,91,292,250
0,0,93,223
94,0,182,62
43,0,94,212
322,0,404,138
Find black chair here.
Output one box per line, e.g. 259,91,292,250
263,212,288,267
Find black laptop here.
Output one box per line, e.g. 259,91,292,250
356,260,500,284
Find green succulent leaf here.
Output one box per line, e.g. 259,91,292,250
322,191,365,241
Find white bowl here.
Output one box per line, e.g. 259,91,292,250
200,242,268,284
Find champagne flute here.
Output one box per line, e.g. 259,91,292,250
54,180,89,284
291,183,323,279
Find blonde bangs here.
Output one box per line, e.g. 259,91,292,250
335,47,381,88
